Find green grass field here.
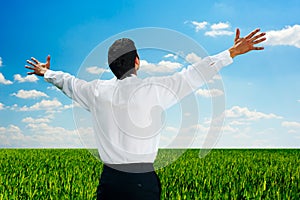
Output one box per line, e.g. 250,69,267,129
0,149,299,199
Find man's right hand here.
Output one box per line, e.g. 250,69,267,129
25,55,51,76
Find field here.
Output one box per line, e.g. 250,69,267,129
0,149,299,199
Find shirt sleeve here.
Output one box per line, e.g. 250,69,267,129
148,50,233,109
44,70,96,111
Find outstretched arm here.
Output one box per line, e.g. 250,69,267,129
150,28,266,109
25,56,95,111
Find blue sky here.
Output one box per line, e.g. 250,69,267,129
0,0,300,148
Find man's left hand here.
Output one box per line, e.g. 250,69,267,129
229,28,266,58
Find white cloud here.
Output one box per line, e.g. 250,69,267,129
22,117,51,124
20,99,62,111
265,25,300,48
140,60,182,74
226,106,282,121
163,53,180,60
282,121,300,134
205,30,234,37
0,123,84,148
161,121,239,148
164,53,176,58
9,104,17,111
159,106,296,148
185,52,202,64
187,20,234,37
282,121,300,128
184,122,235,135
11,89,48,99
0,57,2,67
14,74,39,83
0,124,25,147
189,21,208,32
13,99,75,113
211,22,230,30
196,88,224,98
86,66,110,75
0,102,4,110
297,100,300,103
63,102,79,110
25,123,83,147
206,22,234,37
0,124,21,133
0,73,13,85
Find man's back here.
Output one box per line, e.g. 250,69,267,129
89,74,163,164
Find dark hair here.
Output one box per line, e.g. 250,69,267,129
108,38,139,79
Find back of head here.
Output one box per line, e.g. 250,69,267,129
108,38,138,79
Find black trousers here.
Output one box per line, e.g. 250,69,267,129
97,163,161,200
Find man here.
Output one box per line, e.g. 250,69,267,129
25,28,266,200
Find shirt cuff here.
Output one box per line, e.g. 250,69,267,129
216,50,233,66
44,69,56,82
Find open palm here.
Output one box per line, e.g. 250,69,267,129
229,28,266,58
25,55,51,76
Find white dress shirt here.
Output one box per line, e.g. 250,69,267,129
44,50,233,164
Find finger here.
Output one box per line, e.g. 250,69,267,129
235,28,240,41
252,46,264,50
46,55,51,63
27,72,35,75
245,28,260,39
253,38,267,45
46,55,51,66
31,57,40,64
25,65,34,70
251,32,266,41
26,60,38,67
